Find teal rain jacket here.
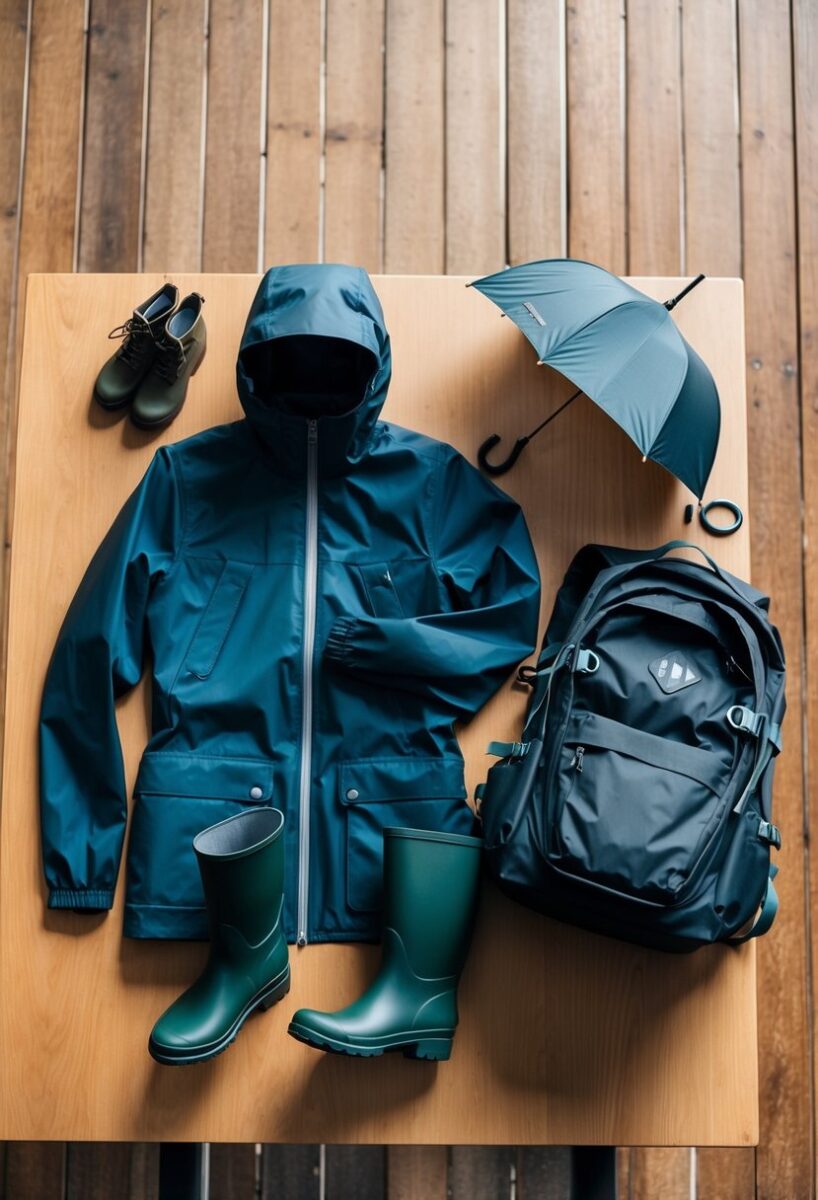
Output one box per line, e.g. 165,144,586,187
39,264,541,943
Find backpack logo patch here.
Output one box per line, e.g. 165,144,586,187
649,650,701,694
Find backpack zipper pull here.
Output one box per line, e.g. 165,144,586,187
571,746,585,772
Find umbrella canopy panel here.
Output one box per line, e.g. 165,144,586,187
469,259,721,499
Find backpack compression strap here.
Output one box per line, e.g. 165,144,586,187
727,864,779,943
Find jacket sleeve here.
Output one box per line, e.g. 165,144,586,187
324,446,541,717
38,447,184,912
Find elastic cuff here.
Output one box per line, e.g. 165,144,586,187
48,888,114,912
324,616,359,667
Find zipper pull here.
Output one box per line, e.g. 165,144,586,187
571,746,585,772
307,418,317,443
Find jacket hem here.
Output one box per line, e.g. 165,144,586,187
123,902,381,943
48,887,114,911
124,903,209,940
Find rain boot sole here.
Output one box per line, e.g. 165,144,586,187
287,1021,453,1061
130,344,207,430
149,963,290,1066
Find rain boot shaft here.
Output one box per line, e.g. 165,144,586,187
149,807,290,1065
288,826,482,1061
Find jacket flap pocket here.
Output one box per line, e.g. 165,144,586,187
186,560,254,680
358,562,404,619
135,752,274,802
340,756,466,805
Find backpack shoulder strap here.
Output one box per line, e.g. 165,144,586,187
727,864,779,943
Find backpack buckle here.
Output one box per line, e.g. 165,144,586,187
574,648,600,675
486,739,530,760
758,820,781,849
727,705,764,737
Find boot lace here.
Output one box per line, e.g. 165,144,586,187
153,335,185,383
108,319,151,370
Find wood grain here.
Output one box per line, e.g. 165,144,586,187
516,1148,571,1199
77,0,148,272
0,0,28,409
64,1142,159,1200
260,1144,321,1198
209,1143,257,1198
739,2,812,1197
324,0,385,270
566,0,626,273
619,1146,690,1199
696,1146,757,1199
6,0,86,595
507,0,565,264
383,0,445,274
202,0,264,273
626,0,681,275
0,0,29,714
2,1143,65,1199
142,0,207,272
0,272,756,1146
450,1147,513,1199
444,0,504,274
386,1146,447,1200
794,0,818,1183
325,1146,385,1200
265,0,322,265
681,0,742,278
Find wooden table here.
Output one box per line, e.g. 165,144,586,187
0,272,755,1146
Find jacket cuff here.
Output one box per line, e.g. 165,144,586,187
48,887,114,912
324,616,359,667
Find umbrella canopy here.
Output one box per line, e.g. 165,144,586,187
468,259,720,499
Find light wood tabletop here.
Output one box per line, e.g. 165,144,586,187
0,272,754,1145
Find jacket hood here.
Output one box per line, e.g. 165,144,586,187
237,263,392,474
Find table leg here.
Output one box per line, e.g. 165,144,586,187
159,1142,209,1200
571,1146,617,1200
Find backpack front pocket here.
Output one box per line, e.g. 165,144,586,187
552,711,730,904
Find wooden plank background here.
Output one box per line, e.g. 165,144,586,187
0,0,812,1195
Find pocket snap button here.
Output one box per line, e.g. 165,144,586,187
346,788,359,800
249,785,264,800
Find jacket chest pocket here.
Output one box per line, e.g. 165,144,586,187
127,752,275,911
340,756,475,912
184,561,255,680
358,562,404,619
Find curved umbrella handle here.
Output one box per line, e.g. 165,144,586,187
477,433,530,477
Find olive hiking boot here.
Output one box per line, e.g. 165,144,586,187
131,292,206,429
93,283,179,410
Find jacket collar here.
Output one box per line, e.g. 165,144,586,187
236,264,392,477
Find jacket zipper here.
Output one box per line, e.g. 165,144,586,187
297,418,319,946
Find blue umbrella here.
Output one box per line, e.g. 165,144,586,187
468,259,719,500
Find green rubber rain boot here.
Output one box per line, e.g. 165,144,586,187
288,827,482,1061
149,807,290,1066
131,291,206,429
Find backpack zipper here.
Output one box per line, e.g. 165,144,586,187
296,419,319,946
571,746,585,772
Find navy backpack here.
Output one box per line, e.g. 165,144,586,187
478,542,786,952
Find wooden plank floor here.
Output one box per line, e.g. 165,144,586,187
0,0,812,1195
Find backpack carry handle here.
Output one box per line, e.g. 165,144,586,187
626,539,758,609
